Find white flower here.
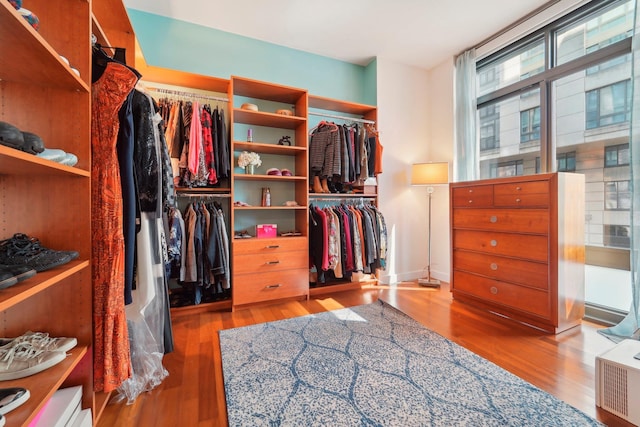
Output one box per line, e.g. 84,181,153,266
238,151,262,168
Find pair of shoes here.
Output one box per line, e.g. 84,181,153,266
0,331,76,381
233,201,250,207
282,200,299,207
0,234,79,272
36,148,78,167
0,122,44,155
234,230,252,239
0,387,30,415
0,265,36,290
266,168,292,176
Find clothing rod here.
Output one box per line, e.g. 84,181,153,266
177,192,231,198
308,111,375,125
309,197,375,203
146,86,229,103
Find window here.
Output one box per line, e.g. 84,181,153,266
604,224,630,248
605,143,629,167
471,0,634,315
605,180,631,210
479,104,500,150
557,152,576,172
521,107,540,143
586,80,631,129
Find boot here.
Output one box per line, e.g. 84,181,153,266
313,175,324,193
321,178,330,193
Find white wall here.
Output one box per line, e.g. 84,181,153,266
375,57,454,284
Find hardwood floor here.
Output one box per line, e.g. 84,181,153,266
97,282,633,426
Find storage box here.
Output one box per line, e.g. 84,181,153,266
31,385,82,427
256,224,277,238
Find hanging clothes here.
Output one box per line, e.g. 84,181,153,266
309,203,387,285
91,53,139,393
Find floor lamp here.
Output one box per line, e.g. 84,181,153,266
411,162,449,287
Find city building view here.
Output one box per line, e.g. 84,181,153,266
475,0,634,314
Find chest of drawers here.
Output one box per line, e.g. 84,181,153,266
232,236,309,307
449,172,585,333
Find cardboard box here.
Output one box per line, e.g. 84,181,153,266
256,224,277,238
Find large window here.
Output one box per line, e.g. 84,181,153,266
473,0,634,316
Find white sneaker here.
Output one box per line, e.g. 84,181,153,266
0,343,66,381
0,331,77,353
0,387,29,414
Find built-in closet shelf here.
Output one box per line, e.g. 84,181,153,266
91,12,111,49
234,141,306,155
0,3,88,91
232,77,307,103
235,174,306,182
233,109,306,129
0,260,89,311
2,345,88,426
0,146,90,177
308,95,376,116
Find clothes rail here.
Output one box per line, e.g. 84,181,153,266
147,86,229,103
308,111,375,125
177,193,231,198
309,197,374,205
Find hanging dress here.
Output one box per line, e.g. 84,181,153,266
91,60,139,393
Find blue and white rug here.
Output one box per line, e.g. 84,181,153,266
219,300,602,426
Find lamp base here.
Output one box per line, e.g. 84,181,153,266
418,278,441,288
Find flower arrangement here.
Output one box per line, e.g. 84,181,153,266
237,151,262,168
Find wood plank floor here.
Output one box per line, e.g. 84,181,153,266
97,282,633,426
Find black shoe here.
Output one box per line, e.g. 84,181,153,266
0,271,17,290
0,265,36,283
0,387,30,415
0,234,78,272
0,122,25,152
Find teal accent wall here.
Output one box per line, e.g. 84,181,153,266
128,9,377,105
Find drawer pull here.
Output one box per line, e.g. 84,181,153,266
265,260,280,265
468,189,473,193
468,200,473,204
490,239,498,247
490,286,498,295
266,245,280,249
516,186,521,191
490,263,498,270
265,284,282,289
515,198,521,203
489,215,497,223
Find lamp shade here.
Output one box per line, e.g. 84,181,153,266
411,162,449,186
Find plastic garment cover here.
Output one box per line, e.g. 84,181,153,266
114,213,169,404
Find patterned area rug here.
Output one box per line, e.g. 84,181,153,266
219,300,602,426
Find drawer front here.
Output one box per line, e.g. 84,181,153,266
452,185,493,208
453,250,548,290
233,269,308,305
452,208,549,234
453,270,551,319
494,181,549,207
234,250,307,275
452,229,548,262
233,236,307,255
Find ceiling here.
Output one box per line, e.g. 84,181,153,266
122,0,551,70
